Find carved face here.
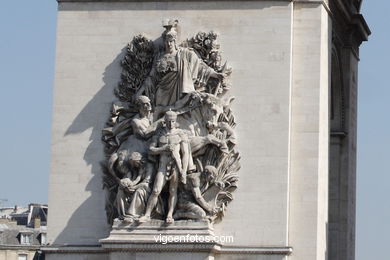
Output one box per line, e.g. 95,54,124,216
117,152,127,167
165,39,176,54
139,99,151,113
204,101,224,131
129,159,141,169
204,165,218,183
165,116,177,130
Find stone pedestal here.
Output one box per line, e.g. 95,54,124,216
101,219,214,243
99,220,291,260
46,220,292,260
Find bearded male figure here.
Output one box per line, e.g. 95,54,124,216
117,95,162,155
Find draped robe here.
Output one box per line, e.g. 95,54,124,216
153,48,213,107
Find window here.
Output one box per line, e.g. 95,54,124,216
20,234,31,245
18,254,27,260
40,233,47,245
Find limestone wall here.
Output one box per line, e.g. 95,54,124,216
48,1,332,259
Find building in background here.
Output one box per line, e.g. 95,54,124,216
0,204,47,260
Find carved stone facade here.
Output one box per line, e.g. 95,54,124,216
46,1,369,260
101,21,240,226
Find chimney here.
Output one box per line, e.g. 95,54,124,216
33,217,41,228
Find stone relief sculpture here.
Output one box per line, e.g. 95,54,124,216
102,20,240,225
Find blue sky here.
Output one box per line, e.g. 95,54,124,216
0,0,56,207
0,1,387,259
355,2,390,260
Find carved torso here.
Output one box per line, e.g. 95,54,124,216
131,115,152,139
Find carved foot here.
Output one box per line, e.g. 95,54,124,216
180,174,187,185
123,216,134,224
138,215,151,223
165,216,174,224
205,206,216,215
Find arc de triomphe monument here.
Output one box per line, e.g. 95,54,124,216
45,0,369,259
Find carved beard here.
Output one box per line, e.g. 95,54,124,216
140,107,151,116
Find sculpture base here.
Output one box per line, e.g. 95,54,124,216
45,217,292,260
99,219,218,259
100,219,215,244
43,245,292,260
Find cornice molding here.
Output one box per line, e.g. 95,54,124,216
332,0,370,43
42,244,293,255
351,13,370,42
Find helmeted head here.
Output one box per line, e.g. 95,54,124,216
163,30,178,54
164,110,178,130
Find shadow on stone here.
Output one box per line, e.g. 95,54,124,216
52,47,126,246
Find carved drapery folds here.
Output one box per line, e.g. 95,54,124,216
101,20,240,226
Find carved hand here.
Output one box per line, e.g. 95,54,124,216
210,71,226,81
205,204,219,215
168,144,177,152
160,144,171,152
119,178,133,188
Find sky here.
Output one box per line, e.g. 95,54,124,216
355,2,390,260
0,1,387,259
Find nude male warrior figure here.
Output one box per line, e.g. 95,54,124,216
138,111,191,224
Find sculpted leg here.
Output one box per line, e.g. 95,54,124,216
127,189,141,217
206,134,228,153
190,136,210,153
116,188,127,219
166,171,178,224
190,135,228,154
172,149,186,185
127,162,154,216
191,187,213,214
138,171,165,223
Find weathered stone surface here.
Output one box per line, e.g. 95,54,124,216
48,1,293,250
101,219,215,242
101,21,240,227
46,0,369,259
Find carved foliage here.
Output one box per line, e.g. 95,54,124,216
116,35,154,102
102,26,240,225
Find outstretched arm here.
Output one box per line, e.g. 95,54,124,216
180,138,190,174
108,153,121,183
132,118,163,139
149,135,169,155
191,187,214,214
